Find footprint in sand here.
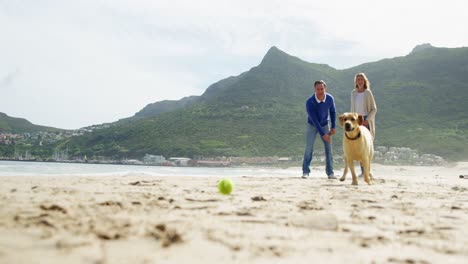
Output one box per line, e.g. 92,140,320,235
40,204,68,214
147,223,183,248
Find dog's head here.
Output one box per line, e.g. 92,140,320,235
339,112,364,132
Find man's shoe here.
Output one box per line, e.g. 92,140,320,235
301,173,309,179
328,174,337,179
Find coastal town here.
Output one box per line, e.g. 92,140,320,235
1,129,446,167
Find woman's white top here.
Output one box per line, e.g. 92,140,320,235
354,92,367,116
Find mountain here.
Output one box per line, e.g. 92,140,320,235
59,45,468,161
0,112,64,133
345,45,468,158
133,95,200,119
410,43,435,54
120,73,250,122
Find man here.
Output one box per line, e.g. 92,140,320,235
302,80,336,179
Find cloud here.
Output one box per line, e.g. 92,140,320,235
0,0,467,129
0,69,19,88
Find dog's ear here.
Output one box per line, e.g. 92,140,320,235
339,115,345,127
358,115,364,125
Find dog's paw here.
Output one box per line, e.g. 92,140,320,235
351,181,358,185
339,176,346,181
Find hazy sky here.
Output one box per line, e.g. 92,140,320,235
1,0,467,129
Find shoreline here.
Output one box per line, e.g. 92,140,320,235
0,158,465,169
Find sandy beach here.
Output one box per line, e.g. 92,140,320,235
1,163,468,264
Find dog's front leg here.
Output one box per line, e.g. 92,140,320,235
363,160,372,185
348,160,358,185
340,157,348,181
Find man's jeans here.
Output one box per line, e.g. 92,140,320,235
302,123,334,176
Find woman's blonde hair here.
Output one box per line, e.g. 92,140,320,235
354,72,370,90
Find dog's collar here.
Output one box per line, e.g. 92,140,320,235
345,131,361,141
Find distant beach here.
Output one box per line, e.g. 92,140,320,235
0,160,301,177
0,162,467,263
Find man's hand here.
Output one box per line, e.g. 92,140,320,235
322,134,331,143
329,128,336,136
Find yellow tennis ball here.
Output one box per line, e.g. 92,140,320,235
218,178,233,195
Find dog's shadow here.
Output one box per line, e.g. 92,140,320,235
320,183,349,187
320,178,385,187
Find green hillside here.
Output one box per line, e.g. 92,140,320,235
346,45,468,158
61,45,468,161
0,112,64,133
133,95,200,119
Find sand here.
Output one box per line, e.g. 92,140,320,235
1,163,468,264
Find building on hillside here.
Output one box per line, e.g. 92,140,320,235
169,157,191,166
0,135,11,145
193,160,231,167
122,159,143,165
0,133,22,145
143,154,166,165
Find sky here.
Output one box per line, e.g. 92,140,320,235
1,0,467,129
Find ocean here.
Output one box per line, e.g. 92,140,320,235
0,160,300,177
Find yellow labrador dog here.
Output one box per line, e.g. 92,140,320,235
338,112,374,185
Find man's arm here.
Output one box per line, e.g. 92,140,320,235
329,96,336,130
327,96,336,138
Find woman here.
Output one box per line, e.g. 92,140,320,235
351,72,377,138
351,72,377,176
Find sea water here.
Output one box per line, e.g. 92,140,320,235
0,160,299,177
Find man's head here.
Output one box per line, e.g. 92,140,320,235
314,80,327,99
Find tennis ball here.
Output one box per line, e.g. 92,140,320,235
218,178,233,195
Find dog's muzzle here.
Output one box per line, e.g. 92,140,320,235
345,123,353,132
